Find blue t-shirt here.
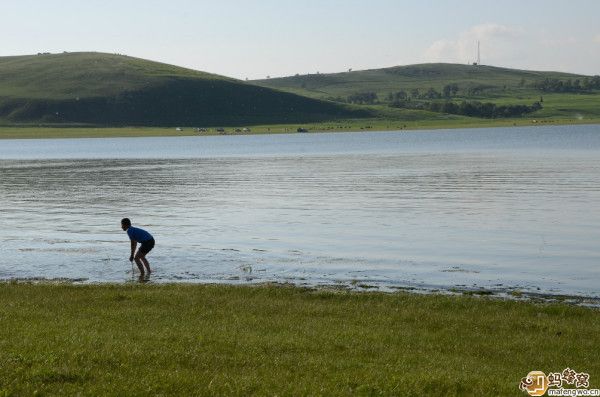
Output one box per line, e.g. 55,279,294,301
127,226,153,243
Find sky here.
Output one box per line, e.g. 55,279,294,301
2,0,600,79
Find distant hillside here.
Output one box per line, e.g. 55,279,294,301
0,52,371,126
251,63,600,121
252,63,589,100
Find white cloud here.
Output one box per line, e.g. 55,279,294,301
423,23,525,65
594,35,600,44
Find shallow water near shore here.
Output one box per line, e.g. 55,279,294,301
1,125,600,297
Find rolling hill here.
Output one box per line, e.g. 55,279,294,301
0,52,371,126
252,63,600,120
252,63,588,100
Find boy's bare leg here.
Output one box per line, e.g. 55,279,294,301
141,256,151,273
135,251,151,273
134,257,145,274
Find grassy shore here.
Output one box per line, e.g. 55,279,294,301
0,116,599,139
0,283,598,396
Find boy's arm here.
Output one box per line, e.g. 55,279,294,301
130,240,137,261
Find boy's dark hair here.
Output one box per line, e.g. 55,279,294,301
121,218,131,227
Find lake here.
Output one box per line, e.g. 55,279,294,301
1,125,599,297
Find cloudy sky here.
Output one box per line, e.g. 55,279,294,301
2,0,599,79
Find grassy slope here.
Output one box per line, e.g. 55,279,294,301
1,56,598,131
0,52,228,99
253,63,600,120
253,63,585,98
0,52,370,126
0,283,599,396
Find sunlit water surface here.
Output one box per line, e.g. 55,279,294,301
1,126,599,297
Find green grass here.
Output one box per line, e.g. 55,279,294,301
253,63,586,100
1,116,599,139
0,52,230,100
0,283,599,396
252,63,600,120
2,55,599,129
0,52,370,126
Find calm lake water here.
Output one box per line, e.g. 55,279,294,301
1,125,599,297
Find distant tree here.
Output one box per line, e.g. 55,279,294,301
393,90,407,101
441,101,459,114
388,90,409,107
442,83,459,98
410,88,420,99
564,79,573,92
582,77,590,90
422,87,441,99
347,92,378,105
390,99,539,118
533,77,600,93
442,85,452,98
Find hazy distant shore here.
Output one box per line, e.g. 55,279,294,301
0,117,599,139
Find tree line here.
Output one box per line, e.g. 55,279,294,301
389,99,542,118
343,87,541,118
533,76,600,93
345,75,600,106
386,84,461,102
346,84,462,105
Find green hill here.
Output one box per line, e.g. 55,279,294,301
252,63,600,120
252,63,587,99
2,55,598,129
0,52,371,126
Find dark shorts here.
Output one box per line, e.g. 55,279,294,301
139,238,155,256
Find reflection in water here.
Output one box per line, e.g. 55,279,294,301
1,127,600,297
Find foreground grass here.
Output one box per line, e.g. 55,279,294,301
0,284,598,396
